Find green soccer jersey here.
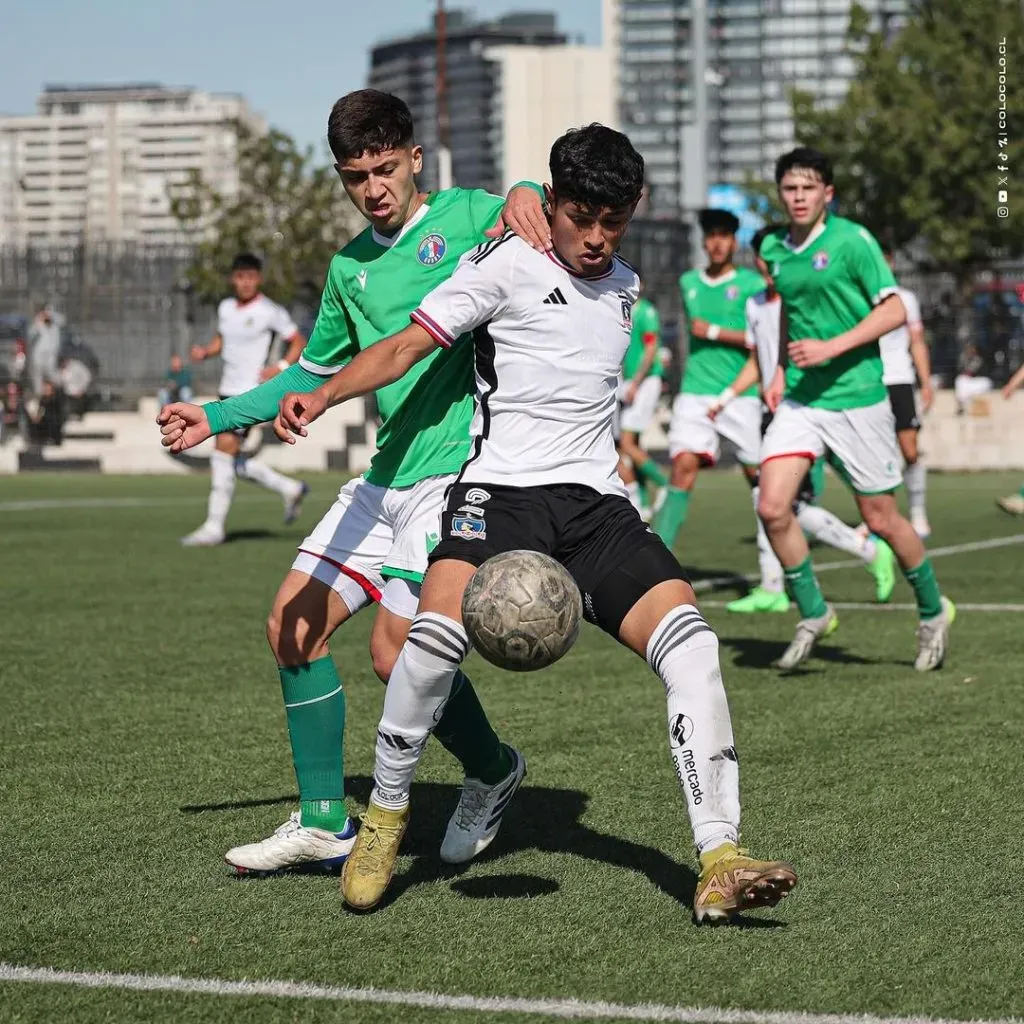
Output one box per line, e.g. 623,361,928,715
760,215,897,410
301,187,505,488
679,266,763,395
622,297,664,380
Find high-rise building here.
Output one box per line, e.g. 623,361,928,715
0,84,264,246
614,0,906,215
368,10,614,194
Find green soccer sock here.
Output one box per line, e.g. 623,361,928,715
433,670,512,784
637,458,669,489
904,557,943,620
809,458,826,501
654,487,690,549
279,657,348,833
783,556,829,619
1019,483,1024,499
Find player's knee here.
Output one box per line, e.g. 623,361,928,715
669,454,698,489
861,501,898,539
757,491,791,527
369,635,401,683
266,600,328,666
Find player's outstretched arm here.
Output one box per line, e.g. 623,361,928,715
1003,362,1024,399
275,324,439,443
789,293,906,368
157,402,211,452
690,318,748,348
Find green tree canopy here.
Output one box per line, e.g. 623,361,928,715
170,124,361,308
791,0,1024,274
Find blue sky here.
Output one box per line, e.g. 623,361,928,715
1,1,601,155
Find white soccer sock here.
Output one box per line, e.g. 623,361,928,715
797,502,875,562
904,459,927,517
646,605,740,853
626,480,643,513
235,455,302,500
204,450,236,534
371,612,469,811
752,486,784,593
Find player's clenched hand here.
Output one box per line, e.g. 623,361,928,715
274,391,327,444
157,402,211,452
920,381,935,412
487,185,551,252
764,367,785,413
788,339,833,368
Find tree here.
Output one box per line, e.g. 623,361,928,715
170,124,362,308
790,0,1024,331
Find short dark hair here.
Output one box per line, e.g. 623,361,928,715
750,225,783,256
549,124,644,210
774,146,833,186
327,89,414,162
230,252,262,272
699,208,740,236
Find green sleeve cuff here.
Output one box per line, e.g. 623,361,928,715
508,180,546,205
203,363,329,434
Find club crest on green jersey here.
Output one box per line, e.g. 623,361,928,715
418,233,447,265
812,251,830,271
725,284,739,300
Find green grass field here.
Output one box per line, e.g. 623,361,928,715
2,470,1023,1024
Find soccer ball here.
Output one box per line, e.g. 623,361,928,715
462,550,582,672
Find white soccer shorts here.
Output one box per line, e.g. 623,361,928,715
667,392,761,466
292,473,454,620
619,376,663,435
760,398,902,495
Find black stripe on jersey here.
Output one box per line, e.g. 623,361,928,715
469,231,515,265
450,320,497,488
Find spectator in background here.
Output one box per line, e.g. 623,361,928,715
27,305,62,396
157,354,194,408
954,343,994,413
26,380,63,446
1,380,25,444
59,353,93,420
8,338,28,385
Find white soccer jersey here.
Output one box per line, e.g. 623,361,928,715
878,286,922,386
216,295,298,397
412,234,638,496
745,290,782,386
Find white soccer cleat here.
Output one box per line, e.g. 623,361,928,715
284,481,310,526
914,596,955,672
180,524,225,547
440,746,527,864
775,604,838,670
910,511,932,539
225,812,357,875
996,494,1024,516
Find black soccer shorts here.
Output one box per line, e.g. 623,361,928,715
430,481,689,638
887,383,921,432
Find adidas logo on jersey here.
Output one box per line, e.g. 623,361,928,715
542,287,568,305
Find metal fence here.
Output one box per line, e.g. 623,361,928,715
1,241,1021,398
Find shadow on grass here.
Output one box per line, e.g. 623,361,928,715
180,780,786,927
719,634,880,670
224,528,279,543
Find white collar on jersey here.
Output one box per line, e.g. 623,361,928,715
782,218,828,254
371,201,431,249
546,247,617,281
698,268,737,287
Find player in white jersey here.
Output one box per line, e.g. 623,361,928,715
710,227,895,613
277,124,797,921
878,251,933,538
182,253,309,546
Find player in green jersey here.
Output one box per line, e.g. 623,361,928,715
616,278,668,519
757,147,954,672
158,90,549,873
654,210,765,550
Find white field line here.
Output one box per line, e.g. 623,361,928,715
702,600,1024,613
0,495,279,512
1,964,1019,1024
691,534,1024,594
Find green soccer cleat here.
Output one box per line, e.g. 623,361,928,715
726,588,791,614
866,535,896,603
